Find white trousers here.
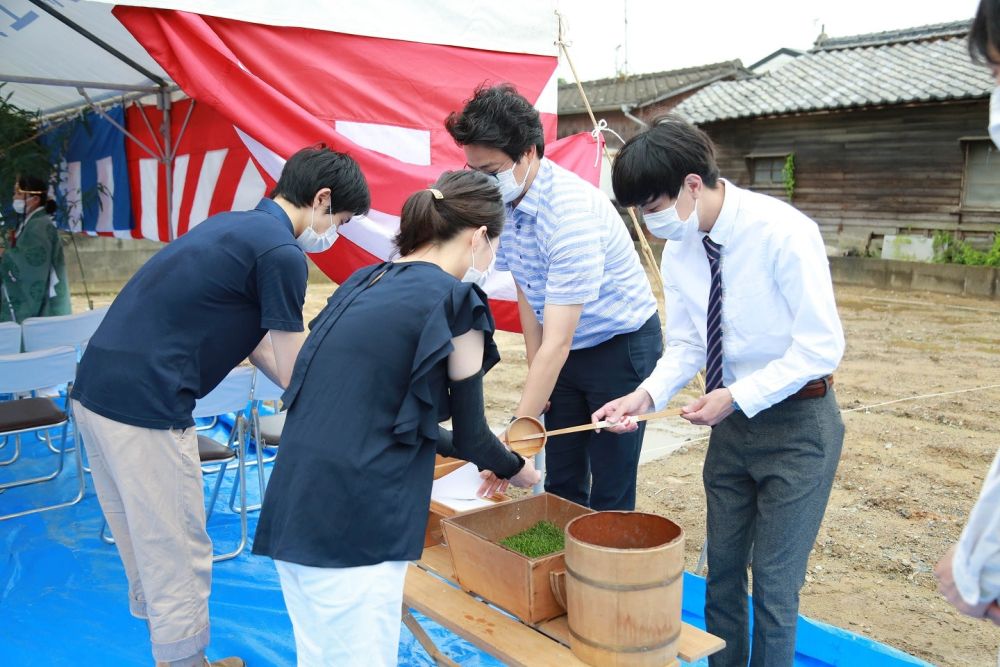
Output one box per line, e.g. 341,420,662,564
274,559,409,667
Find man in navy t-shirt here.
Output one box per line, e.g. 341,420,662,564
71,145,369,667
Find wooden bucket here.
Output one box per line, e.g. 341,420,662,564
564,512,685,667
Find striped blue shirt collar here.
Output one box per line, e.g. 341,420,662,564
509,158,550,221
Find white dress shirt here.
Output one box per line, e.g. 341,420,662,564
953,446,1000,606
639,180,845,418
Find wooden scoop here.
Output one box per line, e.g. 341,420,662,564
504,407,685,453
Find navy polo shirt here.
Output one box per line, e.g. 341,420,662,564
72,199,308,429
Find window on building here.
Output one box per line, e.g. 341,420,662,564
747,154,788,187
962,140,1000,209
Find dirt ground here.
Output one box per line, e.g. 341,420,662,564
72,281,1000,665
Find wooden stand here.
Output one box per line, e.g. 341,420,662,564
404,544,725,667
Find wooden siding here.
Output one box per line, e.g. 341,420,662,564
700,100,1000,250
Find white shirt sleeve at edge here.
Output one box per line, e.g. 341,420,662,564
953,446,1000,606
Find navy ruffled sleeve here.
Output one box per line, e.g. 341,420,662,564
392,282,498,446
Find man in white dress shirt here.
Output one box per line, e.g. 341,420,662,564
594,117,845,667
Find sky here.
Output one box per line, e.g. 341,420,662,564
553,0,982,82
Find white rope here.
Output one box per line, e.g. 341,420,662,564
841,382,1000,413
656,382,1000,451
590,118,626,168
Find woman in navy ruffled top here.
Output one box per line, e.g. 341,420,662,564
254,170,540,666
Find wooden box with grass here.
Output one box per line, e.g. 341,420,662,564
442,493,593,624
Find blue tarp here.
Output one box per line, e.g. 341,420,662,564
0,409,930,666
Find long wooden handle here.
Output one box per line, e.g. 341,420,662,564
506,407,684,443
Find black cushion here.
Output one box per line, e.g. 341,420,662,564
198,435,236,463
258,411,285,446
0,397,67,433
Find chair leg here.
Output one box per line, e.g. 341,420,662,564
0,420,85,521
0,434,21,466
213,418,248,562
100,519,116,545
205,459,229,522
0,426,69,490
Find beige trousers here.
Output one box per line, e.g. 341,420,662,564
73,400,212,664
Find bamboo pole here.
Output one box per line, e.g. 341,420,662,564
554,11,705,395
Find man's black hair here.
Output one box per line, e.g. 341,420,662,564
445,83,545,161
970,0,1000,64
611,115,720,208
269,144,370,215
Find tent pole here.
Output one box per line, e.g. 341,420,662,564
0,74,160,93
25,0,165,86
77,88,160,160
160,89,175,242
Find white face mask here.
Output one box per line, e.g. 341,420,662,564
462,236,496,288
11,199,26,215
989,88,1000,149
495,158,530,204
643,186,698,241
296,205,339,253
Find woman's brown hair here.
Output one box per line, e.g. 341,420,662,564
395,170,504,256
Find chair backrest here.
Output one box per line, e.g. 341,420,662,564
193,366,255,419
0,346,77,394
251,368,285,403
0,321,21,355
21,306,111,354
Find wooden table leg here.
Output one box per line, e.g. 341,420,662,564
402,605,461,667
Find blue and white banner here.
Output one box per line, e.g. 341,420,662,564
43,105,134,237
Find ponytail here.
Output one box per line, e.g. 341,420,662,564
394,170,505,256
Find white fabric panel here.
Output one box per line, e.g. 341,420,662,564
0,346,77,394
230,159,267,212
537,69,559,115
66,161,83,231
21,307,111,354
138,157,160,240
193,366,255,418
95,156,115,233
188,149,228,227
235,128,285,181
4,0,169,115
335,121,431,166
100,0,558,56
170,154,189,239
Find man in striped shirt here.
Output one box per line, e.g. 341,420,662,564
446,84,661,510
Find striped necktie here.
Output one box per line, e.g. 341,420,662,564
702,235,724,393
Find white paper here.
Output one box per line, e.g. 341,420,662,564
431,462,498,513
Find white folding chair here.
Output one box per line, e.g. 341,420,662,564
101,366,254,562
22,307,110,456
0,321,21,355
0,346,85,521
0,322,22,454
21,306,110,357
238,368,284,512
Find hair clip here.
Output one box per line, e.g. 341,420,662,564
428,188,444,200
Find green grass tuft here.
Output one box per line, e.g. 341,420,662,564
499,520,564,558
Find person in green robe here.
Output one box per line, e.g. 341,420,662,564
0,175,71,323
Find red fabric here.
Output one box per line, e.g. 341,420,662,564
113,7,558,214
115,7,604,332
123,98,274,241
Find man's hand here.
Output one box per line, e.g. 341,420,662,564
934,544,992,618
592,389,655,433
681,388,735,427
